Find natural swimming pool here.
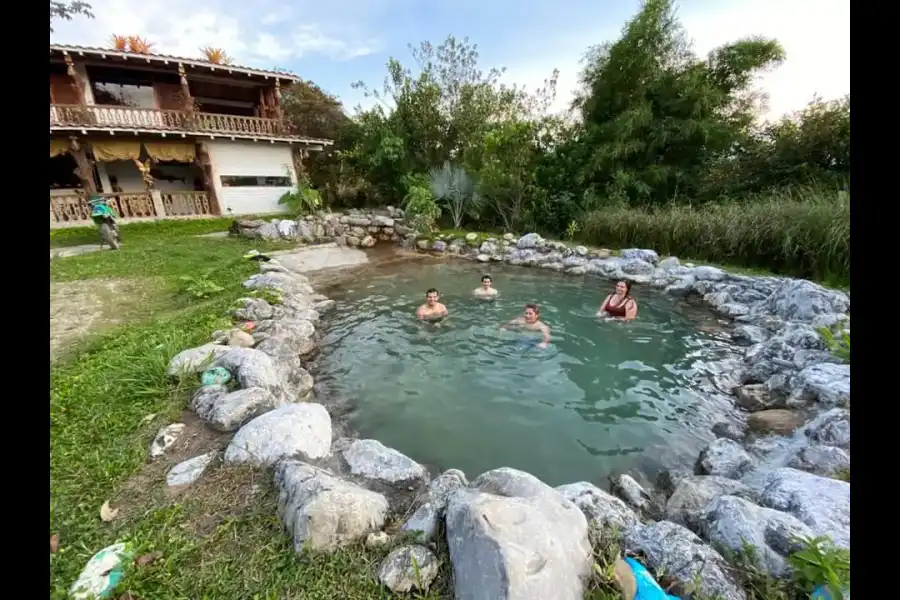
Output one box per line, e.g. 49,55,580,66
315,260,739,486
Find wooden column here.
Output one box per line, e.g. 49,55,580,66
196,142,222,215
178,64,196,127
64,54,85,104
258,88,269,119
68,137,98,195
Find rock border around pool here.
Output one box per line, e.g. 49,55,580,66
157,216,850,599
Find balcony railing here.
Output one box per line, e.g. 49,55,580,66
50,104,292,137
50,191,213,228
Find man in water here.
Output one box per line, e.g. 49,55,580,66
473,274,499,300
416,288,449,321
501,303,550,349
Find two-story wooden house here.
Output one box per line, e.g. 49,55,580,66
50,43,333,228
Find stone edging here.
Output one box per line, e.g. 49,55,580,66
153,211,849,599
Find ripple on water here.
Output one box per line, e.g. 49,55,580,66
317,261,739,486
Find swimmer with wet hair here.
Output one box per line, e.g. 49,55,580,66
500,303,550,349
473,274,499,300
416,288,449,322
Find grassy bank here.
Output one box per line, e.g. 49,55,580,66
578,187,850,286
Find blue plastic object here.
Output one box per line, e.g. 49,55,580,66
201,366,231,386
811,584,850,600
624,557,681,600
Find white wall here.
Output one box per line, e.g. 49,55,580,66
206,140,296,216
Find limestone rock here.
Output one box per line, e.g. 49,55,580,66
735,384,783,412
401,469,468,542
790,363,850,407
446,475,592,600
610,474,652,513
697,438,755,479
665,475,758,532
191,386,281,432
377,545,441,594
211,348,287,401
365,531,391,548
232,297,277,322
700,495,813,578
224,403,332,467
555,481,640,534
149,423,185,458
620,248,659,264
166,451,217,487
166,344,230,377
803,408,851,449
624,521,746,600
226,329,255,348
787,445,851,478
747,409,806,436
712,421,747,442
746,467,850,548
342,439,429,486
275,461,388,552
763,279,850,322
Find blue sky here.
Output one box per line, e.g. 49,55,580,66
51,0,849,120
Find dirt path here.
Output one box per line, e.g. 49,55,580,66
50,278,159,362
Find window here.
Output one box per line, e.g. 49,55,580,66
220,175,292,187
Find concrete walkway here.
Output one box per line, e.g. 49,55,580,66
270,243,369,273
50,244,104,260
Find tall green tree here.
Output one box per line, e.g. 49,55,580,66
572,0,784,205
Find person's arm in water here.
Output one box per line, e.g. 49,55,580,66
500,317,524,329
623,299,637,321
537,322,551,349
440,303,449,318
596,294,612,317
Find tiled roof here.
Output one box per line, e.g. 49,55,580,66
50,43,301,82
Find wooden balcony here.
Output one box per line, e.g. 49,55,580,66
50,190,214,228
50,104,293,138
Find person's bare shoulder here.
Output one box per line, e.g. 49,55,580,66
438,302,449,314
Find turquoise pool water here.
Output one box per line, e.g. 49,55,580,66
316,260,735,486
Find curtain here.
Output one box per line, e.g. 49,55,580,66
50,139,69,158
91,140,142,162
144,141,196,163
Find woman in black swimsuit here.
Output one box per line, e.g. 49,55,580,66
597,280,638,321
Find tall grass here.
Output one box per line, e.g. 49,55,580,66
580,186,850,284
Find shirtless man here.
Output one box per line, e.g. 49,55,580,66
500,303,550,349
473,274,499,300
416,288,449,322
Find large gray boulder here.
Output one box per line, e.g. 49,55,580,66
555,481,640,534
401,469,469,542
787,445,851,478
665,476,758,532
624,521,747,600
224,403,332,467
790,363,850,407
211,347,288,401
190,386,282,432
745,468,850,548
697,439,755,479
166,343,230,377
445,468,592,600
803,408,851,449
763,279,849,322
342,439,430,486
275,461,389,552
700,495,813,578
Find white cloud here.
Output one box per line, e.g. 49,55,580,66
49,0,379,66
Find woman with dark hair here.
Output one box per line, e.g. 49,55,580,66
597,280,638,321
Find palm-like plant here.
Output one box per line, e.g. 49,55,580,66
110,34,128,50
200,47,232,65
428,162,481,229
